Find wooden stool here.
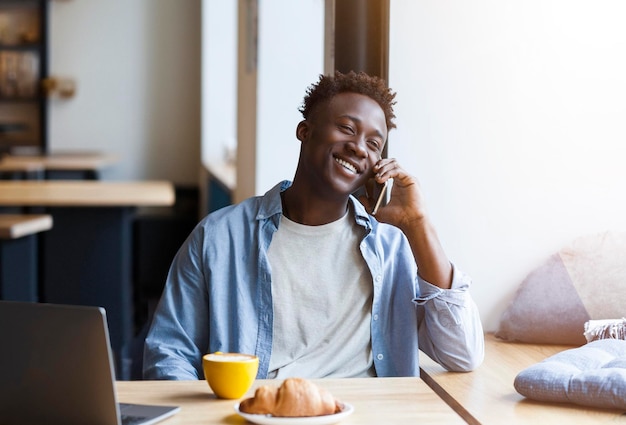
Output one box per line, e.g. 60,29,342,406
0,214,52,301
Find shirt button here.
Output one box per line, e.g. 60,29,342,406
375,275,382,283
373,314,379,321
377,354,384,361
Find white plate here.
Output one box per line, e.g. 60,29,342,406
234,402,354,425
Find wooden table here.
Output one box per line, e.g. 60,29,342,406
0,181,175,379
116,378,466,424
0,151,119,180
419,333,626,424
0,181,175,206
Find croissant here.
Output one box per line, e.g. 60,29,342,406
239,377,341,417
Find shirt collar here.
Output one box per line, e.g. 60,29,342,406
257,180,373,232
256,180,291,220
349,195,373,231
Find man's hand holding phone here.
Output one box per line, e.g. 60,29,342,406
361,171,393,216
361,157,428,230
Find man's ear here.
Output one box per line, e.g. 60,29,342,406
296,120,309,143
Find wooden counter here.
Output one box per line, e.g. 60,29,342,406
419,333,626,424
117,378,466,424
0,151,119,179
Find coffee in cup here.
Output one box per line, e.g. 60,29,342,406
202,352,259,399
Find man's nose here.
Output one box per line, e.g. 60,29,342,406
348,137,368,157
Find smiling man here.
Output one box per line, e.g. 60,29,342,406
143,71,484,380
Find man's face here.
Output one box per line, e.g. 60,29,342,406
296,92,388,197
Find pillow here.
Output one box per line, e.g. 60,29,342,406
496,231,626,345
514,339,626,410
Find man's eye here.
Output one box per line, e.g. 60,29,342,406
368,140,381,150
340,125,354,134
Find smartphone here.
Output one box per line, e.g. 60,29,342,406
371,179,392,215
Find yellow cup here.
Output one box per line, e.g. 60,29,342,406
202,352,259,399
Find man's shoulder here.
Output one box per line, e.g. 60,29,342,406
201,196,262,225
199,181,285,227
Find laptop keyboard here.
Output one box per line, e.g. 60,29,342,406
121,414,150,425
118,402,179,425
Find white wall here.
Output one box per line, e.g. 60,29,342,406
49,0,201,185
389,1,626,330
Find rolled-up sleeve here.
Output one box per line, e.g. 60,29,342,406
414,265,484,372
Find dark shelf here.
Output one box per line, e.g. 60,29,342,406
0,96,42,103
0,43,42,51
0,0,47,154
0,122,28,133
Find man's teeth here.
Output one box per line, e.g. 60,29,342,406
335,158,357,174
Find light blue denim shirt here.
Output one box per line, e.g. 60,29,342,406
143,181,484,380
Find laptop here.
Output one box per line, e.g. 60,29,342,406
0,301,180,425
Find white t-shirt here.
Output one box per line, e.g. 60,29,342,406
267,210,375,378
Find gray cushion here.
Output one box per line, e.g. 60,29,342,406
514,339,626,410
